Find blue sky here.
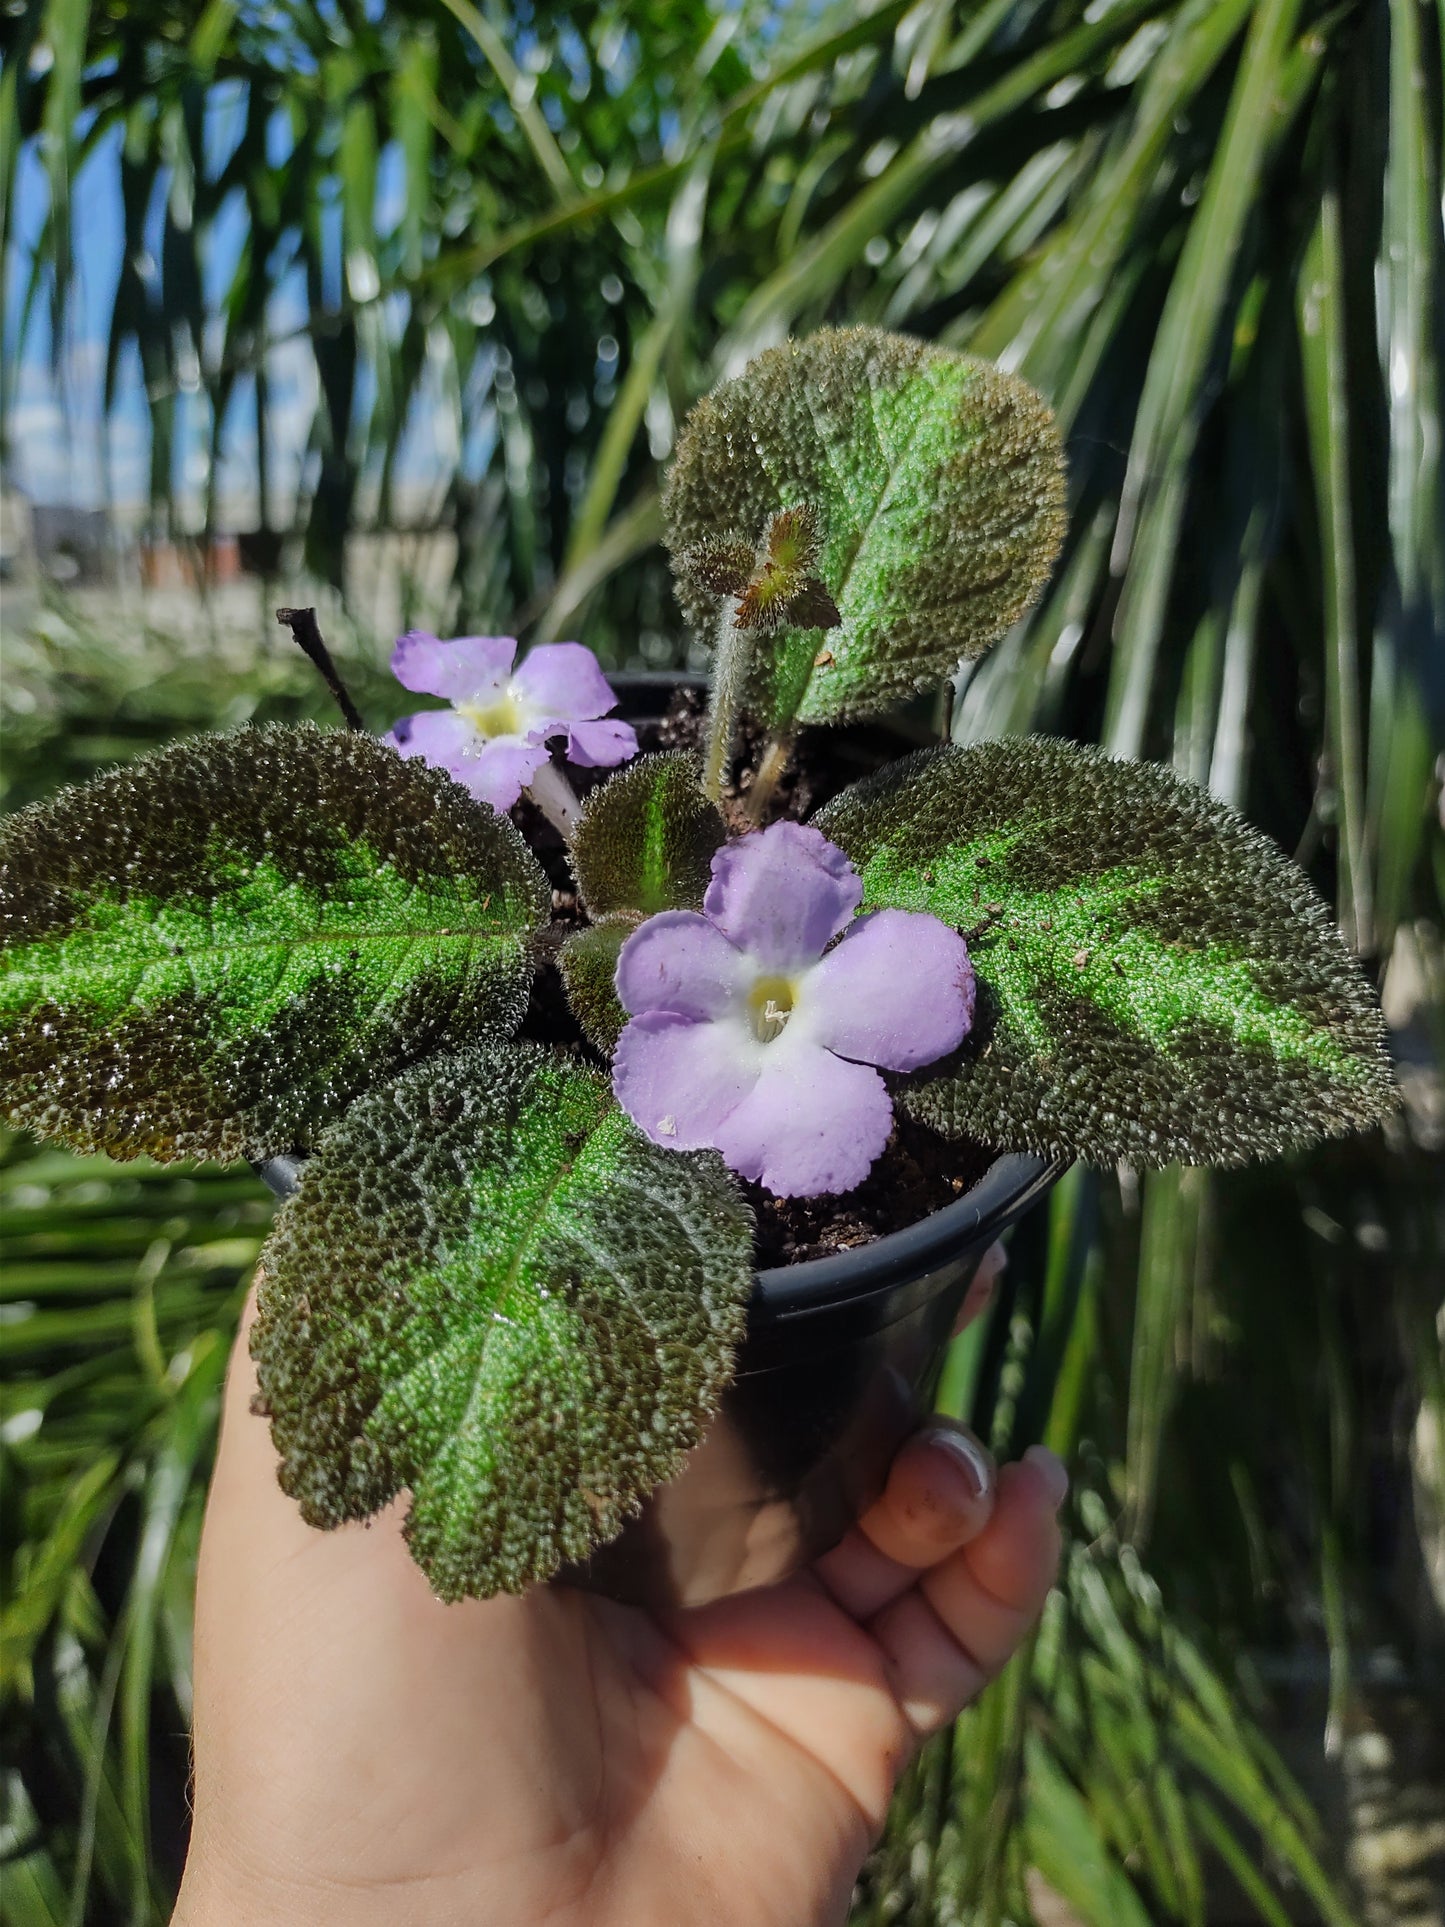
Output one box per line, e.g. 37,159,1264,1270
1,4,776,524
3,90,421,523
5,126,149,510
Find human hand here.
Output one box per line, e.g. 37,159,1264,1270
174,1256,1065,1927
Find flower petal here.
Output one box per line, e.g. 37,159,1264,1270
557,717,640,768
458,739,551,811
510,641,619,721
615,912,749,1020
391,632,515,702
712,1039,893,1197
386,708,480,769
805,910,976,1071
613,1010,761,1150
388,711,546,810
704,821,862,972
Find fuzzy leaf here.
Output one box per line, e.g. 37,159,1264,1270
0,724,550,1161
815,740,1396,1167
681,536,756,597
569,752,726,916
251,1040,753,1599
682,503,843,637
663,327,1066,728
558,915,639,1055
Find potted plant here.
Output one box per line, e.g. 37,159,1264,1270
0,327,1394,1613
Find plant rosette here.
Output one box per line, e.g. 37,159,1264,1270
0,326,1396,1609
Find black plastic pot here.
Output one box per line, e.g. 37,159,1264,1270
253,672,1063,1608
574,1152,1058,1605
256,1150,1059,1609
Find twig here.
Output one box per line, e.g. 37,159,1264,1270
276,606,366,732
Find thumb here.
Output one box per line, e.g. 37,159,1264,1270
190,1282,439,1808
201,1280,408,1594
187,1282,565,1900
196,1277,463,1669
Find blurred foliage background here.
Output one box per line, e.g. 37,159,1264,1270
1,1,1443,1921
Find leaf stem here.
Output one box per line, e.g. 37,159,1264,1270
276,607,366,731
526,758,582,838
743,733,794,824
701,602,752,802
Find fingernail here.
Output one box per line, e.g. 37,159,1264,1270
923,1427,994,1503
1023,1444,1069,1511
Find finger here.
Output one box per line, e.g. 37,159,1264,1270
951,1239,1007,1337
812,1422,995,1619
869,1446,1066,1742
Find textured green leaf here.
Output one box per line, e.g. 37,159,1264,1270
558,915,640,1056
662,327,1066,728
569,752,726,917
0,724,549,1162
251,1040,753,1599
816,739,1396,1167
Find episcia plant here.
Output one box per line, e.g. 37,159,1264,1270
0,328,1396,1600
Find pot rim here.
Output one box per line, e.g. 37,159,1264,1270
749,1150,1065,1323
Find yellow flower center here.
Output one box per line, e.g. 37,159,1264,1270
457,691,523,739
748,974,795,1043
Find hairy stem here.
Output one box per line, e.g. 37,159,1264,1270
525,758,582,838
701,603,752,802
743,733,794,824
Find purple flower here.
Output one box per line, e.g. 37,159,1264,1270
385,632,638,811
612,822,976,1197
